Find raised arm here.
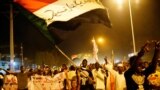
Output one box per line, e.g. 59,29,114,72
145,41,160,75
130,41,151,69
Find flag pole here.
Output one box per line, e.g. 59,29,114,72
55,45,76,67
10,2,14,71
55,45,91,79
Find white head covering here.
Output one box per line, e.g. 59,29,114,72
117,63,123,67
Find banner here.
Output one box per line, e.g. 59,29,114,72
29,76,54,90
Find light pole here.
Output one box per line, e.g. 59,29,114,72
20,43,24,66
128,0,136,54
10,2,14,71
116,0,137,54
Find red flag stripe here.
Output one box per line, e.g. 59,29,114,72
14,0,57,12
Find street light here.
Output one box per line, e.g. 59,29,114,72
97,37,105,44
135,0,140,5
115,0,124,10
116,0,137,54
128,0,136,54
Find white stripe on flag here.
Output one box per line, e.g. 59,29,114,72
33,0,105,25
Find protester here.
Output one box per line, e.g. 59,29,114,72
115,63,126,90
124,41,160,90
103,56,116,90
3,69,17,90
80,59,95,90
52,64,70,90
71,75,80,90
16,66,28,90
0,41,160,90
92,62,106,90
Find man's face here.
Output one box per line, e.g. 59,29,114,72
137,66,143,73
82,60,87,67
136,61,143,73
71,80,77,88
20,66,25,72
95,63,99,69
61,64,67,71
117,66,124,73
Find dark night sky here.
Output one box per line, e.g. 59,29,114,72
0,0,160,65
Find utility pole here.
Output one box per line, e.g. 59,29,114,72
20,43,24,66
10,1,14,71
128,0,136,54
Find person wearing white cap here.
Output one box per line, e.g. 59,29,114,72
115,63,126,90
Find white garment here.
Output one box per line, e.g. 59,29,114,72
80,70,89,85
52,72,66,90
3,74,18,90
67,71,76,80
92,68,105,90
104,64,116,90
115,72,126,90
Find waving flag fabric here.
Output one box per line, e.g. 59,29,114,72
14,0,109,26
92,37,99,62
14,0,111,44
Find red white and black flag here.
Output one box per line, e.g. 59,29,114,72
14,0,111,44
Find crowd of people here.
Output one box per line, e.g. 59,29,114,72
0,41,159,90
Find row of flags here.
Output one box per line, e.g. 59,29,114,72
14,0,112,44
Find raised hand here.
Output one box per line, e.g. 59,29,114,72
141,41,152,52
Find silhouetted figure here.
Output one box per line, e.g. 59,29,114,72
124,41,160,90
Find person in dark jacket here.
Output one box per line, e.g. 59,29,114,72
124,41,160,90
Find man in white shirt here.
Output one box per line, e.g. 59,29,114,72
92,62,105,90
115,63,126,90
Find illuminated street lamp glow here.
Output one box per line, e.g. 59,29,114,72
97,37,105,44
135,0,140,4
116,0,124,5
115,0,124,10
